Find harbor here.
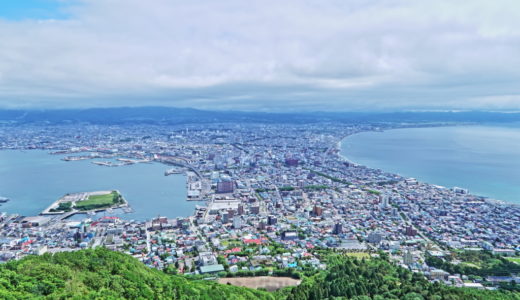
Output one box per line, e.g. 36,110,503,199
0,150,195,221
93,158,152,167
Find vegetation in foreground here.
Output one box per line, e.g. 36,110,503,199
286,252,520,300
0,248,275,300
1,248,519,299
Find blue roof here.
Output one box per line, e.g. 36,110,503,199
200,264,224,274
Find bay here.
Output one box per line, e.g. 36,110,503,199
341,124,520,204
0,150,195,220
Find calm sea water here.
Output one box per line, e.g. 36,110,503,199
341,124,520,204
0,150,196,220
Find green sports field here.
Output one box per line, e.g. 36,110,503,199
75,191,121,211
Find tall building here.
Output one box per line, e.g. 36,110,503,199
237,204,245,215
380,194,390,209
258,221,266,230
250,206,260,214
285,157,299,167
403,249,414,265
313,205,323,217
405,226,417,236
222,213,229,224
367,232,382,244
233,216,242,229
333,223,343,235
267,215,277,225
217,179,235,193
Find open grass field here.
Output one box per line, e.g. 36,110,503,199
218,276,300,291
460,262,480,269
345,252,370,259
75,191,119,210
505,257,520,264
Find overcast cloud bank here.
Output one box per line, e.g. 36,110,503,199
0,0,519,111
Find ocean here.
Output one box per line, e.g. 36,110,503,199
341,124,520,204
0,150,196,220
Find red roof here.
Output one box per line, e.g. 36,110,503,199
225,247,242,253
243,239,262,245
243,237,268,245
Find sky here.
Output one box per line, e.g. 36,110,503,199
0,0,520,112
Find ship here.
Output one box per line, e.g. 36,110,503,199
123,207,134,214
164,168,182,176
0,197,9,203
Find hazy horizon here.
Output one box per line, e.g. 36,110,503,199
2,106,520,114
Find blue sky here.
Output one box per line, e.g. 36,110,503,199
0,0,519,111
0,0,70,20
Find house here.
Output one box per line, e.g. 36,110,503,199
199,264,224,274
282,231,298,241
492,249,516,256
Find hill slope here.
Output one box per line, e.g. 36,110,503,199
1,249,519,299
0,248,275,300
286,253,520,300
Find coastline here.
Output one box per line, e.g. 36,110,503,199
337,127,518,207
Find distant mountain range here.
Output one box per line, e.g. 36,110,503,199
1,107,519,125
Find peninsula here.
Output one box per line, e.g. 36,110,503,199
41,190,127,217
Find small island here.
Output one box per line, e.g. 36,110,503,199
41,190,127,217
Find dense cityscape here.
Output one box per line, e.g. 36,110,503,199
0,122,518,293
2,0,520,298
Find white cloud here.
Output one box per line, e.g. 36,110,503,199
0,0,520,110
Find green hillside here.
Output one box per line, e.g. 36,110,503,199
0,248,275,300
0,248,519,300
286,253,520,300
